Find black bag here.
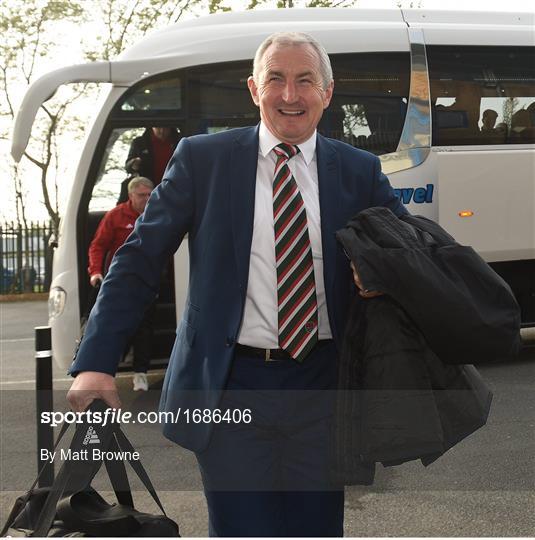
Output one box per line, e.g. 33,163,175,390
336,208,521,364
1,400,179,537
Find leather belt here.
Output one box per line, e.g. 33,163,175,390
235,340,333,362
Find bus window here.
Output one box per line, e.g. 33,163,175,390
113,62,258,134
121,76,182,113
110,54,410,155
324,52,410,155
428,46,535,146
187,61,258,133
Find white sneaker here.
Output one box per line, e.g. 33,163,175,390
133,372,148,391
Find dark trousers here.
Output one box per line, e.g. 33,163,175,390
130,302,155,373
196,341,344,537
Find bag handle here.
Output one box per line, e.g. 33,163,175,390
32,404,115,537
27,422,71,499
103,433,134,508
113,426,169,517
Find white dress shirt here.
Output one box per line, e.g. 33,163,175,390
237,123,333,348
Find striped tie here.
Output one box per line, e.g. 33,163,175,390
272,143,318,362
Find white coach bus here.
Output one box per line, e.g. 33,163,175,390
11,8,535,369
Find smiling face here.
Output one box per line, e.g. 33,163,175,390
247,43,333,145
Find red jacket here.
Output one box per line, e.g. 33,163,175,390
88,201,140,277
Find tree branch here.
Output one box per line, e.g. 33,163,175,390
114,0,142,56
0,65,14,118
25,10,44,84
22,149,45,169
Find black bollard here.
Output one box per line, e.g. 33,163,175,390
35,326,54,487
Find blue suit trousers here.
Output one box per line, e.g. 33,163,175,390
195,341,344,537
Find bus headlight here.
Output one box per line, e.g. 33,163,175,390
48,287,66,319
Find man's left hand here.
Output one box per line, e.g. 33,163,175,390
350,262,384,298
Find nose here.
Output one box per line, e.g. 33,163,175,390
281,80,298,103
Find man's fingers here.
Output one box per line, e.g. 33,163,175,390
67,389,122,412
101,391,122,410
350,261,384,298
67,371,121,412
358,289,384,299
349,262,363,289
67,391,94,413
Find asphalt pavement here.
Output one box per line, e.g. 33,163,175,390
1,299,534,537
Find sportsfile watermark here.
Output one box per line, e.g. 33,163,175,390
40,424,141,464
40,407,252,428
2,387,532,493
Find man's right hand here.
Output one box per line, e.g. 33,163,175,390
131,157,142,172
90,274,103,288
67,371,121,412
350,262,384,299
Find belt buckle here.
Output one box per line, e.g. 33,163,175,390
265,348,277,362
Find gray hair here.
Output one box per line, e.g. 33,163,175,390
252,32,333,90
128,176,154,193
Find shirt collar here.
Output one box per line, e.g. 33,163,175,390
258,122,316,166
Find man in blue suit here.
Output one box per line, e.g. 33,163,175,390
68,32,405,536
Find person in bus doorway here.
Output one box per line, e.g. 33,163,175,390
88,176,155,392
118,126,181,203
68,32,406,537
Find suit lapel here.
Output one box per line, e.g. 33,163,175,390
229,126,259,292
316,133,342,315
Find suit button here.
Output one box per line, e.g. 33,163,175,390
225,337,235,347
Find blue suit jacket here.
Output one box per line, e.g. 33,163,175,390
71,125,405,451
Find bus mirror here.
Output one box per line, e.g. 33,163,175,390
10,62,111,162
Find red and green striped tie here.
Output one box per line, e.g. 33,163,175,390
272,143,318,363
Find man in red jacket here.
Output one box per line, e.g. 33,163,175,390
88,177,154,391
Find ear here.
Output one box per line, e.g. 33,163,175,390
323,80,334,109
247,76,260,107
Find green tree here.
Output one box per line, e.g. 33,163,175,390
1,0,202,229
0,0,85,229
85,0,202,62
3,0,368,226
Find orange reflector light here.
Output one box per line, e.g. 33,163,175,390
458,210,474,218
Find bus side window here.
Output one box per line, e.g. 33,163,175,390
428,45,535,146
320,52,410,156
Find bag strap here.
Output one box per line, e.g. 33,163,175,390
0,421,71,537
113,426,168,517
29,422,71,495
103,433,134,508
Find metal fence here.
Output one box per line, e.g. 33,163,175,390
0,221,54,295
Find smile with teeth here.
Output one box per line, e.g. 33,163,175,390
279,109,305,116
